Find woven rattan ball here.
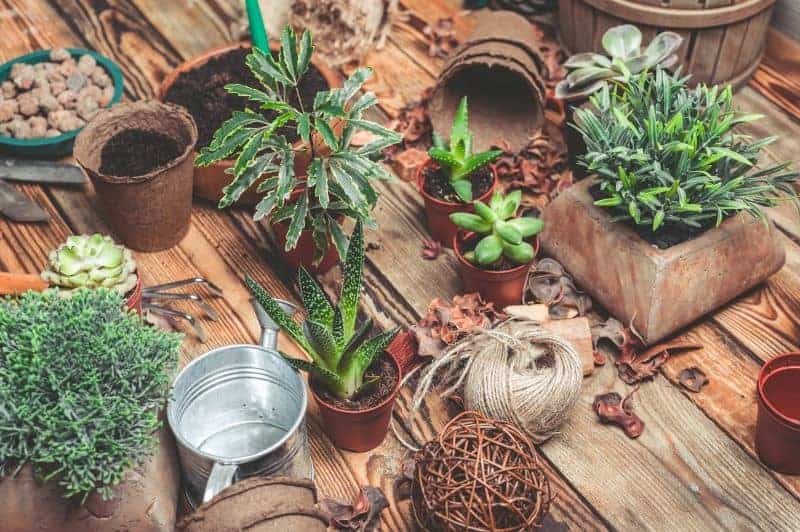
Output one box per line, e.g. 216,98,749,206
411,411,552,531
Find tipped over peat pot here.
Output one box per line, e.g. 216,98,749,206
541,179,785,345
756,353,800,474
74,101,197,252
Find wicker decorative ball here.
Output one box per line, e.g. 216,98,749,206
412,411,552,531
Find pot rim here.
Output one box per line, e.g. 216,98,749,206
416,157,499,208
757,351,800,428
453,230,537,276
310,350,402,416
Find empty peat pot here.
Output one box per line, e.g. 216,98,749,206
74,101,197,252
756,352,800,474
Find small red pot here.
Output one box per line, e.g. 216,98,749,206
272,220,340,274
416,158,497,248
756,352,800,474
125,275,143,316
311,353,402,452
453,232,537,310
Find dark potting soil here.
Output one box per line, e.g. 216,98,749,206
423,163,493,203
458,235,522,271
314,353,399,411
99,129,182,177
163,47,328,148
589,184,709,249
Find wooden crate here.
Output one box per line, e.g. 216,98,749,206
557,0,776,88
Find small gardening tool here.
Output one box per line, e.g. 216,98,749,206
245,0,269,52
0,158,87,223
142,277,223,343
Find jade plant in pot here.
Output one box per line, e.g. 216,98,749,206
246,221,401,452
40,233,143,314
418,96,503,247
542,68,798,344
451,190,544,309
197,25,401,273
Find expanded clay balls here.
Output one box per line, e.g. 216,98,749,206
0,48,114,140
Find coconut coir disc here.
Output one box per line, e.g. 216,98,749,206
177,476,328,532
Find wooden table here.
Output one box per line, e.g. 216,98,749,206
3,1,800,530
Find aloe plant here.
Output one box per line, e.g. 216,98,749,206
246,221,399,400
428,96,503,203
450,191,543,267
555,25,682,102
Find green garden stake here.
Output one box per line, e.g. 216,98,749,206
245,0,269,52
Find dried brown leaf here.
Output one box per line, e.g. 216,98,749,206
593,387,644,438
421,239,442,260
320,486,388,532
678,366,709,393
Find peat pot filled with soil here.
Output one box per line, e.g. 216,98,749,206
74,101,197,252
159,42,341,205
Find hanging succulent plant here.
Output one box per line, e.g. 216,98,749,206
555,25,683,102
41,233,138,296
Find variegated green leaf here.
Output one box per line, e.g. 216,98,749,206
298,266,334,328
280,25,299,83
339,327,399,390
296,30,313,79
303,319,338,369
246,277,311,354
284,190,309,251
338,221,364,340
309,158,329,208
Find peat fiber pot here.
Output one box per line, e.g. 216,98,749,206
453,231,537,309
417,158,498,248
158,42,341,206
541,179,785,345
74,101,197,252
0,427,180,532
756,352,800,474
312,353,402,452
557,0,775,88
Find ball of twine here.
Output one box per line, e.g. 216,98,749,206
411,319,583,443
412,410,552,531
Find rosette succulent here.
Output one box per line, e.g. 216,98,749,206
555,25,683,102
41,233,138,295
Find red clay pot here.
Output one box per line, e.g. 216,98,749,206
311,353,402,452
272,221,340,275
756,352,800,474
416,158,498,248
125,275,143,316
453,231,538,310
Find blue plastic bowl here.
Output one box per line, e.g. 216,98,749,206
0,48,124,158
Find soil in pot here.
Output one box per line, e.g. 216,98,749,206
423,162,494,204
163,47,328,148
99,129,182,177
313,354,400,411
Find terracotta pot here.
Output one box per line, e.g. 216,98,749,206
158,42,342,206
453,231,537,309
756,352,800,474
311,353,402,452
272,220,340,275
125,275,143,316
417,158,498,248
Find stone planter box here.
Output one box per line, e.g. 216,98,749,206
541,179,785,345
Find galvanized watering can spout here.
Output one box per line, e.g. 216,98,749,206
251,298,296,350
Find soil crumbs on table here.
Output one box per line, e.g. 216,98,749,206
163,47,328,148
99,128,181,177
423,163,493,203
315,354,399,411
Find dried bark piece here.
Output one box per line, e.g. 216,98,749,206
616,339,703,384
320,486,389,532
423,18,459,58
594,388,644,438
421,239,442,260
678,366,709,393
390,147,428,182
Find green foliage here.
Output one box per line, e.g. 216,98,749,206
428,97,502,203
196,26,401,263
246,221,398,400
0,289,181,502
574,69,799,233
555,25,682,102
450,191,543,267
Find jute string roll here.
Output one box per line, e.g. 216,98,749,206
409,318,583,444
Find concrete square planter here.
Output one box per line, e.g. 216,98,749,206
540,179,785,345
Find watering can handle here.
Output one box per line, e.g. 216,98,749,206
251,297,297,350
202,462,238,504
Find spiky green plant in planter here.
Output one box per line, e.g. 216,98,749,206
246,221,399,399
428,96,503,203
574,68,799,233
555,25,683,102
196,25,401,262
450,191,543,266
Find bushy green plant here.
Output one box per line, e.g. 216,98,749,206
555,25,682,102
574,68,799,233
247,221,398,400
0,289,181,502
196,26,401,263
428,96,503,203
450,191,543,266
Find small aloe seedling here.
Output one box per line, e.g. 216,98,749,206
428,96,503,203
450,191,543,267
246,221,399,400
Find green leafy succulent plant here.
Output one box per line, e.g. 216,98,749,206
450,191,543,267
574,68,799,233
428,96,503,203
196,26,401,263
246,221,399,400
41,233,137,295
555,25,683,102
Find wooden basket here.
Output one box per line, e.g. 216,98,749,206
557,0,776,88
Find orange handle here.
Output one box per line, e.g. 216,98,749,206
0,272,49,296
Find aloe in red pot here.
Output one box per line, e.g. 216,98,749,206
246,221,401,452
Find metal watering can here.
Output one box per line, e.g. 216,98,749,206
167,298,313,508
